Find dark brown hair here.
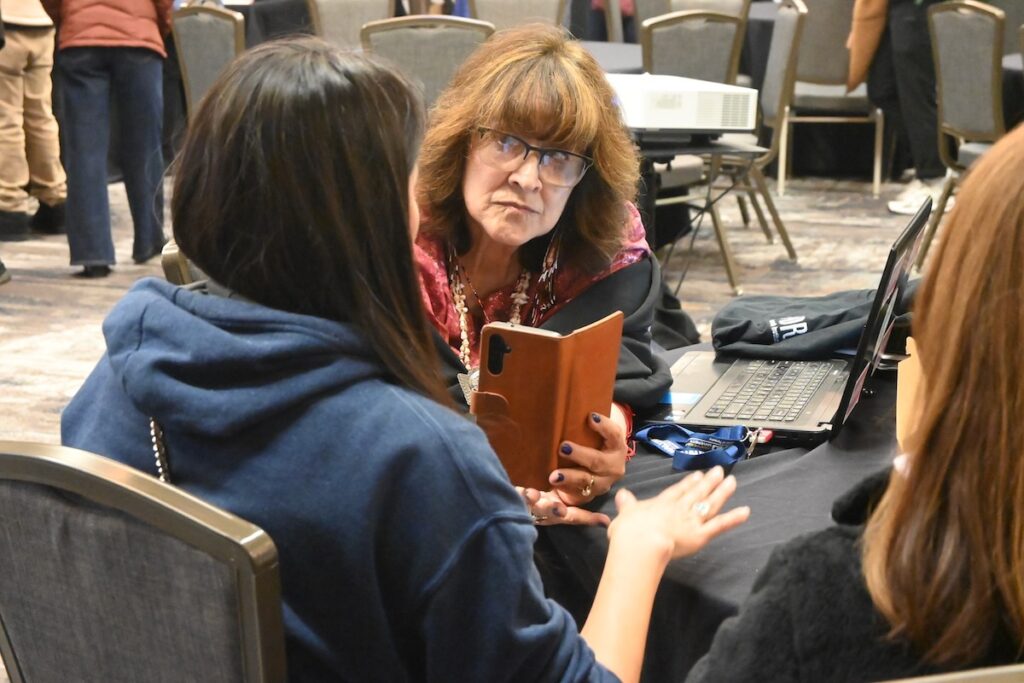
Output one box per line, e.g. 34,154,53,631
172,38,450,406
416,24,639,273
862,124,1024,665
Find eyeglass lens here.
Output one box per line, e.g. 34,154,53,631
477,130,588,188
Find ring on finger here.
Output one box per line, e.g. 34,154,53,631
580,474,596,498
693,501,711,519
531,513,549,524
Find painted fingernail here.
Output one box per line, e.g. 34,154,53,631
560,443,573,455
552,506,564,517
553,472,565,483
591,413,601,423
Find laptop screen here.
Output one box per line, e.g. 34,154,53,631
833,198,931,429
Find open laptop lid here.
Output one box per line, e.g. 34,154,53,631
829,198,932,435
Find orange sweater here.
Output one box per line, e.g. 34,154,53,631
40,0,172,57
847,0,888,91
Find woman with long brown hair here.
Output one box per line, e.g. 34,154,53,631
686,125,1024,680
61,38,749,682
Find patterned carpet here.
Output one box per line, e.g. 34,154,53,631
0,176,929,445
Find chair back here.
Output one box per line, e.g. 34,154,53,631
929,0,1005,155
635,0,670,25
360,16,494,108
984,0,1024,55
0,441,285,683
306,0,392,50
760,0,806,155
467,0,565,30
603,0,625,42
794,0,853,85
641,10,745,84
669,0,749,16
172,5,245,118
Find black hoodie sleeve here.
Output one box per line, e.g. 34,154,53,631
434,257,672,414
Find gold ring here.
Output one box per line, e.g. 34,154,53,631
531,513,549,525
580,474,596,498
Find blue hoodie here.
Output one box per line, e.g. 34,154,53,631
62,278,617,682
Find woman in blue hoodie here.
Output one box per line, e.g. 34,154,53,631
61,38,749,682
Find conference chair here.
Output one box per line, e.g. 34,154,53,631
0,441,285,683
779,0,883,197
881,663,1024,683
360,16,494,108
161,239,205,285
915,0,1006,268
467,0,566,30
641,10,745,84
666,0,753,85
655,0,804,295
172,4,246,118
306,0,393,50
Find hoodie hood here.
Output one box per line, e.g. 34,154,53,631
103,278,385,438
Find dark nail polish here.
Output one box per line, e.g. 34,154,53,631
554,472,565,483
591,413,601,423
560,443,572,455
552,506,564,517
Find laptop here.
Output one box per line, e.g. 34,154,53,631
649,198,931,446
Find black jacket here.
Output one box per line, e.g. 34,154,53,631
687,470,1022,682
436,256,673,413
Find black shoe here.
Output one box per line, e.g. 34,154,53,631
133,236,169,264
0,259,10,285
31,202,66,235
0,210,30,242
74,265,112,278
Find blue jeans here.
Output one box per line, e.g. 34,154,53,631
58,47,165,266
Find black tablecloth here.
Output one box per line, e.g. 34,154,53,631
537,366,900,681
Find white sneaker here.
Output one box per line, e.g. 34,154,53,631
887,177,954,216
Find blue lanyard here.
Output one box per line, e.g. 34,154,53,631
634,424,750,471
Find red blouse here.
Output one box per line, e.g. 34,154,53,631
416,203,650,368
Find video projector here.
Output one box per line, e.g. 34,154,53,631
605,73,758,146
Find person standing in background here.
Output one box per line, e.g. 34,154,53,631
848,0,947,216
41,0,170,278
0,0,67,242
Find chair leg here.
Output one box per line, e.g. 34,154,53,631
750,165,797,261
872,108,884,198
778,108,790,197
915,176,957,270
709,201,743,295
737,194,751,228
744,182,774,243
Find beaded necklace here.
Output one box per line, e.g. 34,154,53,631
448,253,530,371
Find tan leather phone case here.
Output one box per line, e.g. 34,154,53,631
471,311,623,490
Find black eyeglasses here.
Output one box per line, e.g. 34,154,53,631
474,128,593,188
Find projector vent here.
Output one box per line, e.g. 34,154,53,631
720,93,750,128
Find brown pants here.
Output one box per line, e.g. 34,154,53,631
0,26,67,214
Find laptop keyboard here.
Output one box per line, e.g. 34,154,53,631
703,360,832,423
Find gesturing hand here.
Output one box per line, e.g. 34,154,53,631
608,466,751,562
517,486,612,527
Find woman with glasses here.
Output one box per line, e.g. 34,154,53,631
416,25,666,516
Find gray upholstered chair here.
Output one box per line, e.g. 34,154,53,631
915,0,1006,268
306,0,393,50
779,0,883,197
0,441,285,683
881,663,1024,683
161,239,205,285
467,0,566,30
360,16,494,108
641,10,745,84
172,4,245,119
656,0,803,295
